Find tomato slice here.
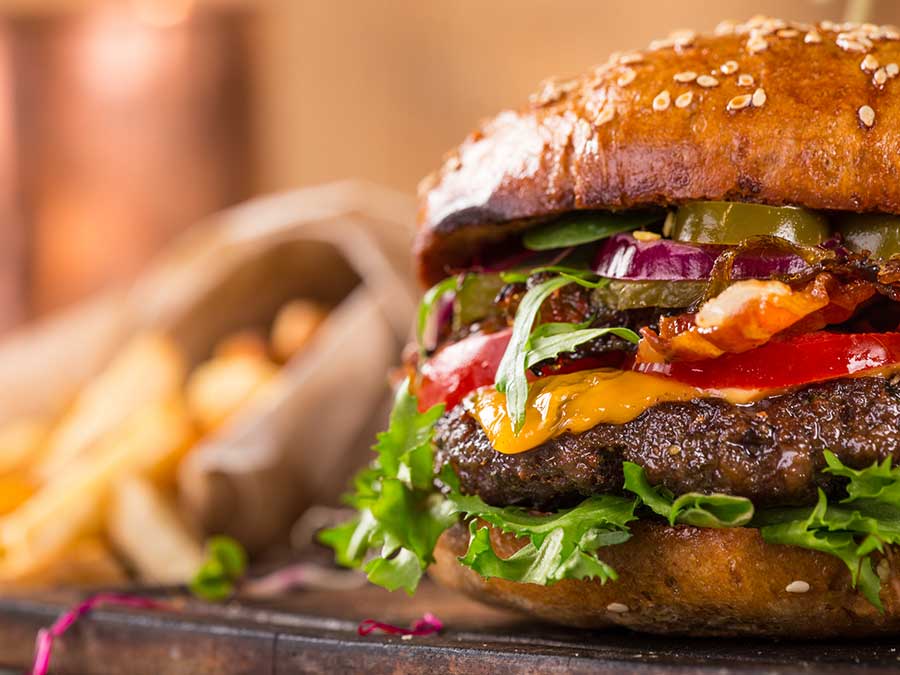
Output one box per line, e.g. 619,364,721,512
633,331,900,389
416,328,629,411
418,326,900,412
416,329,512,412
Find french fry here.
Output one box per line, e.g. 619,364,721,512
0,417,47,475
0,474,35,516
271,299,327,363
36,332,186,480
185,354,276,434
0,396,193,582
214,330,270,361
0,537,126,590
107,476,204,584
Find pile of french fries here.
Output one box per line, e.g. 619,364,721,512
0,300,326,589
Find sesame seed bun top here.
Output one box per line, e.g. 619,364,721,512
414,16,900,286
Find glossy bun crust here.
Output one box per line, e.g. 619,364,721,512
416,18,900,285
430,521,900,637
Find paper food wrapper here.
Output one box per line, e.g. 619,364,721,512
0,181,418,552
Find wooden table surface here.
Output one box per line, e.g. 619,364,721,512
3,578,900,674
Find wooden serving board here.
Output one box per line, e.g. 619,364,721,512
2,579,900,674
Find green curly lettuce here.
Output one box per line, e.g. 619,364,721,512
754,451,900,611
321,381,637,592
446,470,636,585
321,370,900,612
318,380,455,593
623,461,755,527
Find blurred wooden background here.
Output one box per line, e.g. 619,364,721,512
0,0,897,330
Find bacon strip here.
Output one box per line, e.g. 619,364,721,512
636,273,876,363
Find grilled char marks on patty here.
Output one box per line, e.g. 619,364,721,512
434,375,900,510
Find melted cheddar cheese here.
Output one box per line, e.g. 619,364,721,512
469,368,764,454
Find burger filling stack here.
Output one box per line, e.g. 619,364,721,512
324,17,900,636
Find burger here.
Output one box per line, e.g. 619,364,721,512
322,16,900,637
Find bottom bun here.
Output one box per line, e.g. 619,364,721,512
430,521,900,637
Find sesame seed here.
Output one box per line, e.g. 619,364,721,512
874,68,888,86
606,602,630,613
401,634,413,641
697,74,719,88
673,70,698,83
785,580,810,594
858,105,876,128
839,39,867,53
670,29,696,48
887,62,899,77
662,212,676,236
648,38,673,51
714,20,737,36
804,30,822,44
652,90,671,111
885,28,900,41
674,91,693,108
617,68,636,87
726,94,752,111
720,60,739,75
619,52,643,65
633,230,661,241
752,87,766,107
820,20,836,32
747,35,769,53
530,77,578,107
777,28,799,38
596,105,615,126
737,73,755,87
746,15,768,29
667,444,682,455
837,33,872,52
861,54,879,71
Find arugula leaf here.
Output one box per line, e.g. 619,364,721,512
494,276,639,433
500,266,609,288
416,276,459,357
524,324,639,370
523,211,662,251
189,536,247,601
318,380,455,593
448,485,636,585
623,462,754,527
495,276,572,431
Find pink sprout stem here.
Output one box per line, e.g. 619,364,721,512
357,612,443,637
30,593,165,675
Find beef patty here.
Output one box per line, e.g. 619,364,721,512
434,375,900,510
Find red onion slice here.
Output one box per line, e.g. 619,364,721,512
594,234,811,281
